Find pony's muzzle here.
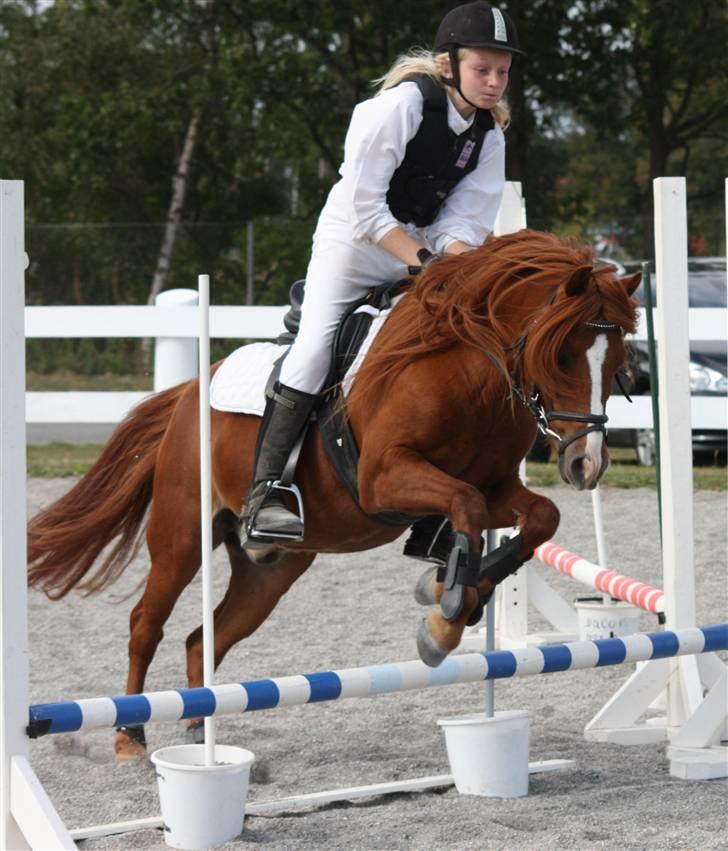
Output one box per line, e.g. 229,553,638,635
559,436,609,490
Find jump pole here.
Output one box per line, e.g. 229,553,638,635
535,542,665,616
27,625,727,738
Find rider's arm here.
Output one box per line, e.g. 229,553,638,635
444,240,476,254
425,125,506,254
340,84,423,246
377,229,474,265
377,226,425,266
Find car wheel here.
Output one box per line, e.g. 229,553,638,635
635,429,656,466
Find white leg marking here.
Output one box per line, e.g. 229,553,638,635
585,335,608,459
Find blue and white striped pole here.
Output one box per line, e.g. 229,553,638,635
27,625,727,739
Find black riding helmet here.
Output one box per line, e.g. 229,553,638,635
434,2,525,109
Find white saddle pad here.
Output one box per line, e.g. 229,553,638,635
209,294,403,415
210,342,286,415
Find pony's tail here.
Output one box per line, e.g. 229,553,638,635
27,382,188,599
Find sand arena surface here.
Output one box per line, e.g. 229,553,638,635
26,479,727,850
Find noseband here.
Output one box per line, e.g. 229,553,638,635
505,318,622,457
511,387,609,456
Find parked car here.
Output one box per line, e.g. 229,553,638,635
624,257,727,466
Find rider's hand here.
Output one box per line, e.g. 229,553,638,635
407,248,442,276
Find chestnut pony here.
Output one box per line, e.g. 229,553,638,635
27,230,639,760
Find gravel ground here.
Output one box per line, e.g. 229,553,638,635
26,478,727,851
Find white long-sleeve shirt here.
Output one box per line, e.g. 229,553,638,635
318,81,506,254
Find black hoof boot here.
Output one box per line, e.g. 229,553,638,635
186,720,205,744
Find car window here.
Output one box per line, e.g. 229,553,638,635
634,261,727,307
685,271,727,307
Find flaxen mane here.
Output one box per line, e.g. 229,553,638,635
350,230,639,405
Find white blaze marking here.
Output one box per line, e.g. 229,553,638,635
585,334,608,457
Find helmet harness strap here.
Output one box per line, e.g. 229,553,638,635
444,45,482,112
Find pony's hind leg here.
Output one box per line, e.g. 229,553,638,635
182,545,314,732
114,504,204,762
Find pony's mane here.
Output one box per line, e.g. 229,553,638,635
349,230,639,406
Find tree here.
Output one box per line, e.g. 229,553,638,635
545,0,728,254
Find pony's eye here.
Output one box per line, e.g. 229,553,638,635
558,351,572,369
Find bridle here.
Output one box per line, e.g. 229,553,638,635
493,306,628,457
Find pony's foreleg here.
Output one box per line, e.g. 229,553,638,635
358,448,488,666
473,477,560,606
415,478,560,628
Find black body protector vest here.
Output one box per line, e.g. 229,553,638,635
385,74,494,228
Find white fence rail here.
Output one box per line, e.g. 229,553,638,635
25,303,726,430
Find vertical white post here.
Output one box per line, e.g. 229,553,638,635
494,181,526,236
1,181,74,850
494,182,529,644
484,531,497,718
653,179,696,730
0,180,32,850
590,489,611,604
198,275,216,764
652,178,695,631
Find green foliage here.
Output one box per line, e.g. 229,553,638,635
2,0,726,359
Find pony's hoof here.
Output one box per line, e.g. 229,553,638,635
186,719,204,744
114,731,147,763
414,566,439,605
416,621,448,668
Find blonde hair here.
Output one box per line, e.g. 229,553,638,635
373,48,510,129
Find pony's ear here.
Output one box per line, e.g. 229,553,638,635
564,265,593,297
622,272,641,296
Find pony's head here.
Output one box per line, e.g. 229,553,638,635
484,232,641,489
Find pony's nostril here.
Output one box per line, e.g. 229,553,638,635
569,456,585,485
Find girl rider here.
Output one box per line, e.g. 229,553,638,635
244,1,525,540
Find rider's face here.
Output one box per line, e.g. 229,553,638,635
448,47,511,117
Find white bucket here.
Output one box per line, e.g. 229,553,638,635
574,598,642,641
151,744,255,850
437,710,529,797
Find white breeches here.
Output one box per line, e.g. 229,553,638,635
279,230,419,394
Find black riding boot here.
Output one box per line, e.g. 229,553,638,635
244,381,318,538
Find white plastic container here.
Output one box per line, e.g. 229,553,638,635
574,598,642,641
151,744,255,850
437,710,529,797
